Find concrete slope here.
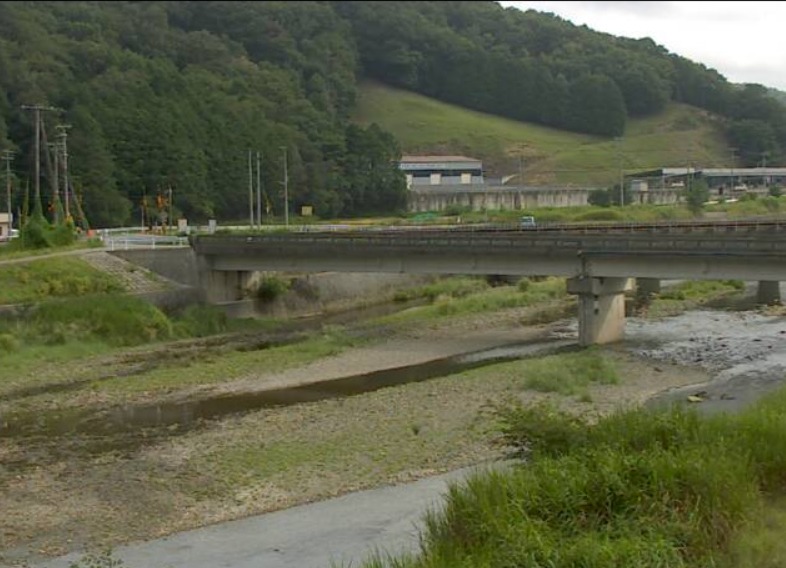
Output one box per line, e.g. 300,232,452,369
34,465,504,568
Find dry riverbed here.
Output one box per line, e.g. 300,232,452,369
1,298,770,567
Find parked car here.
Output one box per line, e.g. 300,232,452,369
520,215,537,229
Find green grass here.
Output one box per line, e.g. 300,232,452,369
0,256,124,304
646,280,745,317
353,80,731,186
360,385,786,568
376,277,568,326
91,330,359,396
517,348,619,396
0,238,102,260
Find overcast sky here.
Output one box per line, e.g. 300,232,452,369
499,1,786,92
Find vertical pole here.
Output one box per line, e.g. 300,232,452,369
256,151,262,230
34,108,40,211
58,125,71,220
248,149,254,229
2,151,12,231
168,186,173,235
51,143,59,223
616,137,624,206
282,146,289,227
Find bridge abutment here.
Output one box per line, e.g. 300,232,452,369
568,276,633,346
757,280,781,305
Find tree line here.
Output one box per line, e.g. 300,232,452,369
0,1,782,227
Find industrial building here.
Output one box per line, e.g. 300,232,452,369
627,167,786,198
398,155,484,189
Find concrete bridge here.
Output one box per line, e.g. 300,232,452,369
191,221,786,345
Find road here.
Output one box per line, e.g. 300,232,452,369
34,465,502,568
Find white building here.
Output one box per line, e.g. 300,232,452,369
399,155,484,189
0,212,11,240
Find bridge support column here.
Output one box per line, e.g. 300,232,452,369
197,255,253,303
757,281,781,305
567,276,633,346
635,277,661,307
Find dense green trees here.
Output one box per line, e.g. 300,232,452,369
0,0,784,227
337,0,786,162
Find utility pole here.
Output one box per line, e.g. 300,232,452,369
518,155,524,189
168,186,173,235
56,124,71,220
49,142,59,223
615,137,624,206
256,151,262,230
21,104,58,216
281,145,289,227
729,147,737,193
2,150,12,231
248,149,254,229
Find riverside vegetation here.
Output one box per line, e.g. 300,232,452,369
0,243,764,567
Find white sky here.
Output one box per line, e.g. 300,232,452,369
499,1,786,91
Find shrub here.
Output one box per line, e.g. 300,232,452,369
0,333,19,352
254,276,290,302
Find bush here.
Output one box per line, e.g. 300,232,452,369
0,333,19,353
254,276,290,302
19,215,51,249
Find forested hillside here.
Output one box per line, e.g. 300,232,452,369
0,1,783,227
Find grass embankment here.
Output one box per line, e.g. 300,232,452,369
353,80,730,186
0,256,124,304
360,387,786,568
0,239,102,261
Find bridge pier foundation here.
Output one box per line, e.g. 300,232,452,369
198,262,253,303
757,280,781,305
568,276,633,346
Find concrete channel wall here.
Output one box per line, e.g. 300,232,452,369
110,247,436,318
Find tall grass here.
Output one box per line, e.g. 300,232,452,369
516,348,618,396
0,256,124,304
379,277,567,325
360,386,786,567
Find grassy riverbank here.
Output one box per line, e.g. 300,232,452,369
359,386,786,568
0,275,760,566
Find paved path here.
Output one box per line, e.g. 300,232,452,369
35,465,502,568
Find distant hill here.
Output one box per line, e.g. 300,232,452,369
354,81,731,187
1,1,784,226
766,87,786,106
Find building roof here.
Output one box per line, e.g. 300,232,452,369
400,155,480,163
628,167,786,179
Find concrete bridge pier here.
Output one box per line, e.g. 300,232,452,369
757,280,781,305
198,261,253,303
568,276,633,346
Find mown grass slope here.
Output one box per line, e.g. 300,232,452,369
353,80,731,187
